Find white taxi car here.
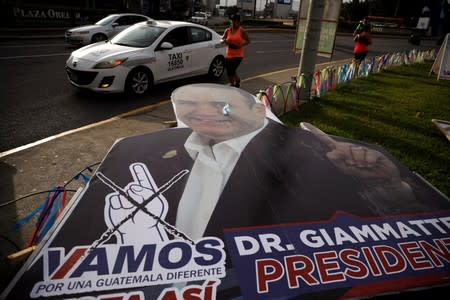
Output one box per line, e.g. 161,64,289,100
65,13,152,45
65,20,226,95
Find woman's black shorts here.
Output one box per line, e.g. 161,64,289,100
225,57,243,77
354,51,367,60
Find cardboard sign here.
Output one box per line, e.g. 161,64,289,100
430,33,450,80
432,119,450,141
416,17,430,30
2,84,450,300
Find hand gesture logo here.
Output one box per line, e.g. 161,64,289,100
92,164,191,248
103,163,169,244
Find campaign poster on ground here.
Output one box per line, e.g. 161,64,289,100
2,84,450,300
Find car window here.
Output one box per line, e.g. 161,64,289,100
96,15,117,26
161,27,189,48
111,25,166,47
190,27,212,43
115,16,131,26
131,16,148,23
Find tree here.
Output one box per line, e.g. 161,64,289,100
150,0,161,17
341,0,425,24
264,2,274,18
171,0,190,19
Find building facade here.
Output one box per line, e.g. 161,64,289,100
0,0,196,27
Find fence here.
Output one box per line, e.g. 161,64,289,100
256,48,437,117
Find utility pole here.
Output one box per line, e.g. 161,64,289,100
298,0,325,101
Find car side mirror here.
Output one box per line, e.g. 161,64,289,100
160,42,174,50
112,22,119,27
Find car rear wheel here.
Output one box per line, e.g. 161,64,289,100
208,56,224,79
125,68,152,95
91,33,107,43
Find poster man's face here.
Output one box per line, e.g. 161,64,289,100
172,84,266,143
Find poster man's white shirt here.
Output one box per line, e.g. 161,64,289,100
176,120,269,240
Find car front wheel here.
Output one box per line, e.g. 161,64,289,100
125,68,152,95
208,56,224,79
91,33,107,43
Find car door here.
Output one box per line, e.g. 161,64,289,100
111,16,132,37
188,26,215,75
154,26,193,82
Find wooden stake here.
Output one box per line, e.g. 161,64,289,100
8,245,36,260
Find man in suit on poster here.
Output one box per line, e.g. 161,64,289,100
94,83,449,247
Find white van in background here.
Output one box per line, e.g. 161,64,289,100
190,12,208,25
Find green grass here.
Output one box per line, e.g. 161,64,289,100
280,61,450,197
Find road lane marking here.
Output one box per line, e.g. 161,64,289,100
255,50,292,54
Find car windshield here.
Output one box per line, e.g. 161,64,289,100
95,15,117,26
111,24,166,47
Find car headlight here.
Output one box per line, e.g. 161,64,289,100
93,58,128,69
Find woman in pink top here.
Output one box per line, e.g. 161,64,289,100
353,18,372,63
221,13,250,88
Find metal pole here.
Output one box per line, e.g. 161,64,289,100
298,0,325,101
